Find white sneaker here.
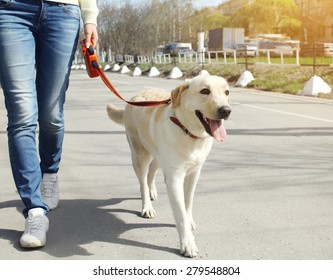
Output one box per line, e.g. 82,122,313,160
20,208,49,248
41,173,59,210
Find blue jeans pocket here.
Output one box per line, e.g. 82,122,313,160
62,4,80,20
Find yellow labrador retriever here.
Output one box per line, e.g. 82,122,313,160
107,75,231,257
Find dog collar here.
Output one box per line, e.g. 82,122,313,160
170,117,201,139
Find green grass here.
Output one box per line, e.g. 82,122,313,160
120,59,333,99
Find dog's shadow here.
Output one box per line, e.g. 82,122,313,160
0,198,178,258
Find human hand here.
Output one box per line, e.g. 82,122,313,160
84,23,98,48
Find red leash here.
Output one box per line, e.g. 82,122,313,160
81,41,171,107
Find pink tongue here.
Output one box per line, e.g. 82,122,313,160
208,119,227,142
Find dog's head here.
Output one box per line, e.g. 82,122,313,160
171,75,231,142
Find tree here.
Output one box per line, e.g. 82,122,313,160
227,0,301,38
96,0,303,56
97,0,196,55
98,0,152,55
227,5,252,35
191,8,230,32
299,0,333,43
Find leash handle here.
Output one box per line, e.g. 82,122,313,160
80,40,100,78
80,41,171,107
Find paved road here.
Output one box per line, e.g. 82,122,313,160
0,70,333,260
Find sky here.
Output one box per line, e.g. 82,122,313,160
126,0,227,9
192,0,227,9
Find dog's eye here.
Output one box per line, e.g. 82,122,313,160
225,90,230,96
200,88,211,95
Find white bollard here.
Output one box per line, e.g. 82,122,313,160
132,66,142,76
148,66,160,77
120,65,130,74
301,75,331,96
235,70,255,87
168,67,183,79
112,64,120,72
198,69,210,76
104,64,111,71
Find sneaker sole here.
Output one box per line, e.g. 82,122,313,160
20,240,46,248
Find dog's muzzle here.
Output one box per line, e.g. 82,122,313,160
218,106,232,120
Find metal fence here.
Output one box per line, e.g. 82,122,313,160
116,48,332,64
74,44,333,75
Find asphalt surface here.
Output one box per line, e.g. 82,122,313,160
0,70,333,260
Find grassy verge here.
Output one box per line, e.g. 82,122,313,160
128,61,333,99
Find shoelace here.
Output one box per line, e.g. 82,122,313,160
26,216,47,233
41,180,57,197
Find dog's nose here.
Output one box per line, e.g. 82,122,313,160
218,106,231,119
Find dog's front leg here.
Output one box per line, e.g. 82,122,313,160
148,159,159,201
164,169,198,258
184,168,202,230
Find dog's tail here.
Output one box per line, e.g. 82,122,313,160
106,103,124,126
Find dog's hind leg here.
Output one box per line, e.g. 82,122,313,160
148,159,159,201
129,140,156,219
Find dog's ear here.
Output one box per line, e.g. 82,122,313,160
171,83,189,108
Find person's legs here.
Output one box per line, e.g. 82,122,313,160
36,2,80,176
0,0,80,248
36,2,80,210
0,0,47,217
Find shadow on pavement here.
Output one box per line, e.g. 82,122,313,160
0,198,178,258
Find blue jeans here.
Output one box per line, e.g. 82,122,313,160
0,0,80,217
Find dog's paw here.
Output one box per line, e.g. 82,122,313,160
180,239,198,258
150,188,158,201
141,206,156,219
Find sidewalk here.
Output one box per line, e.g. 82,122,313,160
0,71,333,260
